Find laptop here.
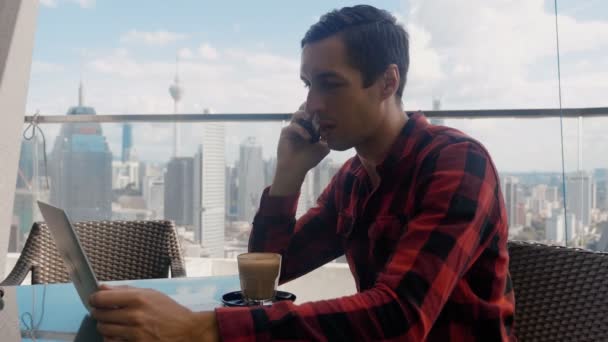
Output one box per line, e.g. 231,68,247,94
37,201,99,312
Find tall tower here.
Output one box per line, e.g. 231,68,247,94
237,137,265,223
503,176,520,227
567,171,593,229
169,56,184,158
121,123,133,162
164,157,194,226
49,82,113,221
78,78,85,107
430,98,444,126
193,108,226,257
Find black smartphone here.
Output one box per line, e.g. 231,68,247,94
294,117,320,143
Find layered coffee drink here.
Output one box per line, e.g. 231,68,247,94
237,253,282,304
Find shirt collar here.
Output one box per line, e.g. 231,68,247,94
351,111,429,177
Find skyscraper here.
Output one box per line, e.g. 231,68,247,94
225,164,238,221
164,157,194,226
143,176,164,219
545,185,560,203
237,137,265,223
112,160,140,191
193,118,226,257
546,209,576,245
566,171,593,228
121,123,134,162
49,82,113,221
594,168,608,210
503,176,520,227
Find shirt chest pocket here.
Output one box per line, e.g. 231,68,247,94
368,216,405,264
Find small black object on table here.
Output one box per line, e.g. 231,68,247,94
222,290,296,307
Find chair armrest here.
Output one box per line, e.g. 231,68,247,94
0,258,31,286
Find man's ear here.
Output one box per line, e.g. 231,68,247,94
380,64,400,100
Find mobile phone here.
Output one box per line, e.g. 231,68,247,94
294,117,320,143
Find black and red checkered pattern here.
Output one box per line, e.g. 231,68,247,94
216,112,516,341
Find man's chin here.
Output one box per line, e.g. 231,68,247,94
327,140,353,152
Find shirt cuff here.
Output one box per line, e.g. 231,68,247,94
256,186,299,218
215,306,260,341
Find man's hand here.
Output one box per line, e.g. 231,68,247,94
90,285,219,342
271,103,330,196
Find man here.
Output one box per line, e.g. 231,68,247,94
90,5,516,341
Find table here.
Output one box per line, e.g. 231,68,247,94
0,275,240,341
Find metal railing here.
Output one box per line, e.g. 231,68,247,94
22,107,608,124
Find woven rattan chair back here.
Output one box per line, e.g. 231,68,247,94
509,241,608,341
1,220,186,285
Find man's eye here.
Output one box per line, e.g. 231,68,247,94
321,82,340,90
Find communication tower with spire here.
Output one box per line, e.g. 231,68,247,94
169,56,184,157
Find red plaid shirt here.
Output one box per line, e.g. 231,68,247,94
216,112,516,341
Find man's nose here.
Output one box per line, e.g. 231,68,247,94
305,90,323,115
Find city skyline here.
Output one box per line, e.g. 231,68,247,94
23,0,608,172
11,92,608,255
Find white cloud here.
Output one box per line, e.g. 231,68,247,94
404,0,608,110
120,30,188,46
40,0,95,8
178,48,194,59
40,0,58,7
198,43,220,60
405,23,443,87
72,0,95,8
226,49,298,72
87,49,234,80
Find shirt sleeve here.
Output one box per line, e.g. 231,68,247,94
216,141,505,341
248,174,344,284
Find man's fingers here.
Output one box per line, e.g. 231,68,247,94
293,117,319,142
90,289,146,309
97,322,137,340
291,109,313,122
91,308,139,325
284,122,312,142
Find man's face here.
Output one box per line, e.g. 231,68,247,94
300,35,386,151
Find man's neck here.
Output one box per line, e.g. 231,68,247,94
355,105,408,188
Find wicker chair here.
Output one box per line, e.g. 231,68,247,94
1,220,186,285
508,241,608,341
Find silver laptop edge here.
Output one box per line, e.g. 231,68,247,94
37,201,99,312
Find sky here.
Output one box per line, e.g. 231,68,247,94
25,0,608,173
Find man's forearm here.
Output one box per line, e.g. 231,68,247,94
190,311,220,342
269,166,307,196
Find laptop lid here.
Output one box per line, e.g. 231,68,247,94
37,201,99,312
